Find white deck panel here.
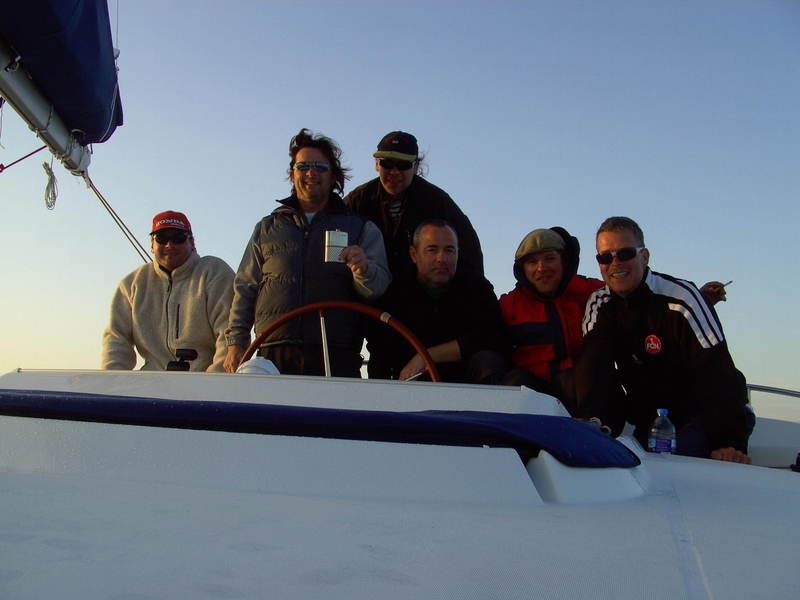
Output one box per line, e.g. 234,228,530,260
2,421,797,599
0,369,570,416
0,415,541,507
1,370,798,598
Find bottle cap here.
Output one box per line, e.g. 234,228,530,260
657,408,669,417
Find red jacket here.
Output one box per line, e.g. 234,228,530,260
500,275,604,382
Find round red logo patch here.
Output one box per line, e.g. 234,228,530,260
644,334,662,355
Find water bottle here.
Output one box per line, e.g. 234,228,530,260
647,408,676,454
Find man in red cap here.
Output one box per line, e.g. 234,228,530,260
101,210,234,371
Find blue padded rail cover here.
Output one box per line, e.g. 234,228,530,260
0,0,123,143
0,389,640,468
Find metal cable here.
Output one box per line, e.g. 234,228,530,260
83,172,150,264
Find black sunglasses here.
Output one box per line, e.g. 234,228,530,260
596,246,644,265
379,158,414,171
153,231,189,245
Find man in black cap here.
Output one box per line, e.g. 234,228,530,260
343,131,484,285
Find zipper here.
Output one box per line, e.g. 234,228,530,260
165,272,174,356
300,212,310,306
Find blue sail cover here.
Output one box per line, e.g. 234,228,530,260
0,389,641,469
0,0,123,144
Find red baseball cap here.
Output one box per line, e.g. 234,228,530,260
151,210,191,234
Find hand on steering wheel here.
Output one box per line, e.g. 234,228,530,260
241,301,440,381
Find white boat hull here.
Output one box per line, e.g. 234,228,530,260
1,370,798,598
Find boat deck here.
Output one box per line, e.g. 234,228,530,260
1,370,798,599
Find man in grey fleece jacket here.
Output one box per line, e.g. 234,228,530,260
101,210,234,372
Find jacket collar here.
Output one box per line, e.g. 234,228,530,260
376,175,421,205
151,250,199,280
609,268,652,305
276,193,348,215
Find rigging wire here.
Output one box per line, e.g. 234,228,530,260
0,144,47,173
114,0,120,48
83,171,151,264
0,97,5,149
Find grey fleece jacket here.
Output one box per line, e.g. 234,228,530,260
102,252,234,371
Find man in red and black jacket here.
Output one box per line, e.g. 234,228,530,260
500,227,604,413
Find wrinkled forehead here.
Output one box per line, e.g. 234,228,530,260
420,225,458,247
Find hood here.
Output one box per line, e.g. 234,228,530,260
513,226,581,300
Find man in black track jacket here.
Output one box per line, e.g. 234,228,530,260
575,216,754,463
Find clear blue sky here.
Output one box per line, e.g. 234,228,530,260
1,0,798,390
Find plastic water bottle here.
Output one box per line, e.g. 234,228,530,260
647,408,676,454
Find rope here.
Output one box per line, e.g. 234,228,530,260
32,104,54,137
42,161,57,209
83,172,151,264
114,0,120,47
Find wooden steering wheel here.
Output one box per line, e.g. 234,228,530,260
241,300,440,382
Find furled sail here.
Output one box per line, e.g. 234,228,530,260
0,0,123,174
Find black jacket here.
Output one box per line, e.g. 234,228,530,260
367,274,506,383
344,175,484,283
576,269,751,453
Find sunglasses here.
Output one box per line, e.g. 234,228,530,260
294,161,331,173
379,158,414,171
596,246,644,265
153,231,189,245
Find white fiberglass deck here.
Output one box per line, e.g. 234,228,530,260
1,370,798,599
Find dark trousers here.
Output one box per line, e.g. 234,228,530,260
633,408,756,457
501,367,579,415
467,350,508,385
259,344,362,378
369,350,506,384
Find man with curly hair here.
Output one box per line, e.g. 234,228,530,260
224,129,390,376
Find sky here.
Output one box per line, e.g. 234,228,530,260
1,0,798,391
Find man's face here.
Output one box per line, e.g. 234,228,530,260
522,250,564,297
375,158,416,197
151,228,194,271
292,147,333,208
596,229,649,298
410,225,458,289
